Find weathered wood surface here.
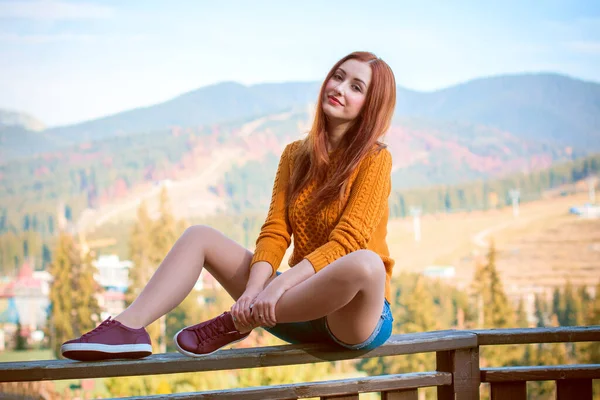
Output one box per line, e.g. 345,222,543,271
481,364,600,382
381,389,418,400
556,379,592,400
0,331,475,382
490,382,526,400
436,348,480,400
474,325,600,345
112,372,451,400
321,395,358,400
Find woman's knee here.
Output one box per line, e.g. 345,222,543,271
183,224,218,243
347,250,386,282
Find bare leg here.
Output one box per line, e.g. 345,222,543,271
115,225,253,328
274,250,386,345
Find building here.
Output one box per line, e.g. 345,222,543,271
93,255,132,320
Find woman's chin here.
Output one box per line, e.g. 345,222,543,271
322,105,345,121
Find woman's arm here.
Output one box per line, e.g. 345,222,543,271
249,142,296,277
251,148,393,326
304,148,392,272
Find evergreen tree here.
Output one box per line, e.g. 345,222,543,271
530,314,571,399
148,187,180,353
126,201,161,352
516,297,528,328
562,281,583,327
126,189,185,353
534,294,547,327
14,318,27,350
72,250,102,336
48,233,78,358
552,287,564,325
579,281,600,364
472,242,520,366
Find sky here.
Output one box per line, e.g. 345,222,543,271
0,0,599,127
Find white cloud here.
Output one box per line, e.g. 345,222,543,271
564,41,600,55
0,0,113,20
0,32,148,44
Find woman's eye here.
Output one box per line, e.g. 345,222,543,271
352,84,362,92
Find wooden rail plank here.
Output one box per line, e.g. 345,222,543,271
490,382,526,400
556,379,592,400
481,364,600,382
381,389,418,400
111,372,452,400
474,326,600,346
0,331,476,383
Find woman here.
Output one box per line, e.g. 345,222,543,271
61,51,397,361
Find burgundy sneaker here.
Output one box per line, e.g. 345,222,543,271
61,317,152,361
174,311,250,357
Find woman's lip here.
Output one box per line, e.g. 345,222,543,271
328,95,343,106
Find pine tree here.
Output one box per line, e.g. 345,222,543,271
14,318,27,350
563,281,583,326
534,294,547,327
48,232,101,358
579,281,600,363
516,297,528,328
48,233,75,357
126,189,185,353
148,187,179,353
126,201,154,307
552,287,564,325
472,243,519,366
72,250,101,337
126,201,161,352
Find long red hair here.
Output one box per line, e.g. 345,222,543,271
288,51,396,208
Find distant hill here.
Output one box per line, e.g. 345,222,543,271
0,109,45,131
0,109,55,160
42,81,321,146
393,73,600,149
2,73,599,161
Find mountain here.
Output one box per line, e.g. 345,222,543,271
392,73,600,148
0,109,45,131
42,81,321,146
0,110,56,160
3,73,598,162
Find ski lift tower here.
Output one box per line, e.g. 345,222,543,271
410,206,422,242
509,189,521,218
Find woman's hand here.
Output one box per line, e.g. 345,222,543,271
230,286,262,331
249,283,285,328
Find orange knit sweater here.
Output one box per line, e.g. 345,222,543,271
250,139,395,302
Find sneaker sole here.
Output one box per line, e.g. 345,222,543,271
61,343,152,361
173,328,249,358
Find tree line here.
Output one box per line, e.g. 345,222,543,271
5,188,597,399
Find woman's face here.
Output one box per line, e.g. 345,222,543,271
322,59,372,123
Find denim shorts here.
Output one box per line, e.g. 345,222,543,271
264,291,393,351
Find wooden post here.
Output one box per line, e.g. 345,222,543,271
381,389,419,400
436,347,480,400
556,379,592,400
321,395,359,400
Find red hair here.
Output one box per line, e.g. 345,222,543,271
288,51,396,208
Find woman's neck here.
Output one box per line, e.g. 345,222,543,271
327,119,352,152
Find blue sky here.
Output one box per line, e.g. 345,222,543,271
0,0,599,127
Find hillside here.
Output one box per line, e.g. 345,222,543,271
2,73,599,161
0,109,45,131
0,108,576,235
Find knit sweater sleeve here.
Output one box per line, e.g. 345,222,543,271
304,148,392,272
250,143,294,276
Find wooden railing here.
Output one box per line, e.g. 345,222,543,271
1,326,598,399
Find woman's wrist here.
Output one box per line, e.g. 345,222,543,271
246,261,273,291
